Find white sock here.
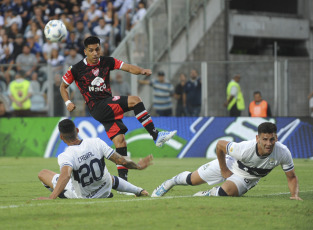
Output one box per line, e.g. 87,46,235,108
163,171,191,189
113,176,141,195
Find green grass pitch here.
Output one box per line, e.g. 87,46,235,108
0,157,312,230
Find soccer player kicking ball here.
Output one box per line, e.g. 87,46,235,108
37,119,153,199
60,36,176,184
152,122,302,200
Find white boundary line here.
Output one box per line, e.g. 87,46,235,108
1,190,312,210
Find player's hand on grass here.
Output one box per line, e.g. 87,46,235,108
137,154,153,170
141,69,152,76
290,196,303,201
66,102,76,112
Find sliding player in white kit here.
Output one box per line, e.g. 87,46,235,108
37,119,153,199
152,122,302,200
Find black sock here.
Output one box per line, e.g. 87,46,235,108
116,147,128,181
133,102,159,140
186,173,193,185
218,187,228,196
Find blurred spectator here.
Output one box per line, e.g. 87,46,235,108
83,4,103,31
12,33,25,60
42,39,58,62
308,92,313,117
102,40,110,56
71,4,84,25
60,12,74,33
139,70,174,116
45,0,61,20
131,0,146,28
24,20,44,46
4,9,23,30
7,22,20,41
0,15,4,29
48,48,65,74
7,71,33,117
74,20,91,54
0,96,11,117
31,5,46,30
97,0,108,12
42,72,66,116
12,0,31,30
15,45,37,79
0,0,13,15
105,1,120,44
64,47,83,67
224,74,245,117
26,33,42,62
81,0,97,12
111,73,131,96
183,69,201,117
30,72,41,94
249,91,272,117
64,31,79,56
0,34,14,58
0,47,15,85
93,18,111,39
174,73,187,117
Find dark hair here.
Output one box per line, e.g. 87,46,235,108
84,36,100,48
58,119,76,140
254,91,261,96
258,122,277,135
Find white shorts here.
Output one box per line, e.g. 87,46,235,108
197,156,260,196
52,174,78,199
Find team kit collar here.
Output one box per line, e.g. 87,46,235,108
83,58,100,66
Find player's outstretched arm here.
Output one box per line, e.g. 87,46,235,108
121,63,152,76
216,140,233,179
60,81,76,112
109,152,153,170
37,166,72,200
285,169,303,201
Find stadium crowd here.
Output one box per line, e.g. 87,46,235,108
0,0,149,117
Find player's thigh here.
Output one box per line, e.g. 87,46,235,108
226,174,260,196
197,159,225,185
38,169,57,188
103,120,128,140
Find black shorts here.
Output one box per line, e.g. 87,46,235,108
90,96,131,140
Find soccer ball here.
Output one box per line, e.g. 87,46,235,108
44,20,68,42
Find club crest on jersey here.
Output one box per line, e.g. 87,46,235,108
89,77,106,92
92,68,99,76
112,96,120,101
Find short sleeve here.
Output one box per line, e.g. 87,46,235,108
281,148,294,172
226,142,244,161
58,152,74,170
96,138,115,159
62,68,74,85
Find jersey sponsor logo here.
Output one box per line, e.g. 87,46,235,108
91,77,104,86
92,68,99,77
89,77,106,92
112,96,120,101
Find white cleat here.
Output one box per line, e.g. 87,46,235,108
193,187,218,197
151,182,171,197
155,130,177,147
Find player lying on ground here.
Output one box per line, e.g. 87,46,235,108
152,122,302,200
37,119,153,199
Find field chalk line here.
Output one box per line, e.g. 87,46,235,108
1,190,312,210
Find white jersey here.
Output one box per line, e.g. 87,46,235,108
58,138,115,198
226,140,294,179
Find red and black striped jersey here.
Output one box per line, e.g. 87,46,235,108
62,56,123,109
